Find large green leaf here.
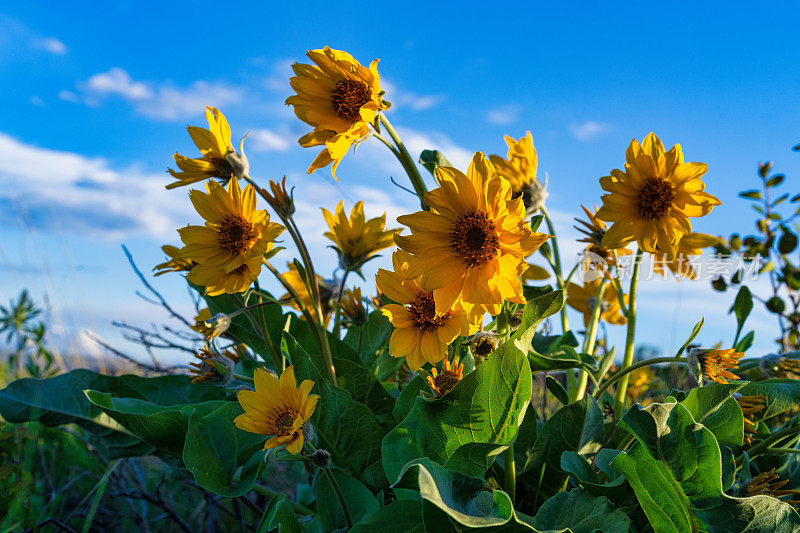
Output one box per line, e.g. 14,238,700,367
284,333,385,480
349,500,424,533
739,379,800,420
84,391,228,457
182,402,266,497
560,451,630,502
612,402,800,532
343,309,393,364
0,370,225,458
393,375,428,423
381,292,563,482
256,493,302,533
315,468,379,530
674,382,746,447
531,488,630,533
521,397,604,496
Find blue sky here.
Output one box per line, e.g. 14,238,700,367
1,1,799,364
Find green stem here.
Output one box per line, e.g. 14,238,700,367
613,249,643,414
737,426,800,467
234,373,254,384
595,356,685,399
323,467,353,530
252,484,314,515
541,206,572,395
573,278,608,401
378,114,428,209
254,280,283,371
332,268,351,340
264,261,338,386
763,447,800,455
504,445,516,505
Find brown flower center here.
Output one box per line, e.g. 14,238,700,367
408,291,449,332
433,371,461,397
450,211,500,267
330,78,371,122
217,214,257,256
204,155,235,178
473,337,496,358
273,408,299,437
636,178,674,219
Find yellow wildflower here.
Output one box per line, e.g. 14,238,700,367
427,355,464,398
322,201,399,271
566,279,627,327
153,245,195,276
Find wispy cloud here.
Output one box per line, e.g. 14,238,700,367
249,128,291,152
569,120,611,142
0,131,192,239
382,80,444,112
35,37,67,55
486,105,520,126
63,67,244,121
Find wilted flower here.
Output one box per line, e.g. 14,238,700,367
574,205,632,275
339,287,368,327
735,393,766,445
469,331,498,364
153,245,196,276
263,176,296,218
596,133,721,257
744,469,800,510
188,345,236,385
427,355,464,398
167,107,248,190
234,366,319,454
395,153,550,322
759,353,800,379
286,46,390,178
687,348,744,385
322,201,399,271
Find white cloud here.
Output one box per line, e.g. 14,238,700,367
66,68,244,121
397,126,472,170
30,96,44,107
249,128,291,152
36,37,67,55
382,80,444,112
486,105,520,125
0,131,194,239
569,120,611,142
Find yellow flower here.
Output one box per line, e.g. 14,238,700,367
688,348,744,385
521,263,551,282
234,366,319,454
286,46,390,179
376,252,471,371
395,153,550,321
566,279,627,327
322,200,399,271
153,245,196,276
596,133,721,256
188,345,236,385
574,205,632,275
279,262,336,327
179,179,284,292
167,107,246,190
188,255,264,296
625,367,656,405
653,233,719,280
489,132,538,193
736,394,766,445
427,355,464,398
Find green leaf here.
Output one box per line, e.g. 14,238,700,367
284,333,385,479
739,379,800,420
779,230,798,255
766,174,785,187
531,488,630,533
675,316,705,357
673,382,745,446
393,458,541,531
729,286,752,346
343,309,392,364
182,402,266,496
257,494,302,533
735,331,755,353
739,190,762,200
560,450,630,502
380,290,561,481
545,376,569,405
393,375,428,423
612,402,800,532
350,500,424,533
84,391,228,457
521,397,604,495
0,370,226,458
419,149,453,175
315,469,379,531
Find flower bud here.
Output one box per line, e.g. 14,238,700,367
310,449,331,468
